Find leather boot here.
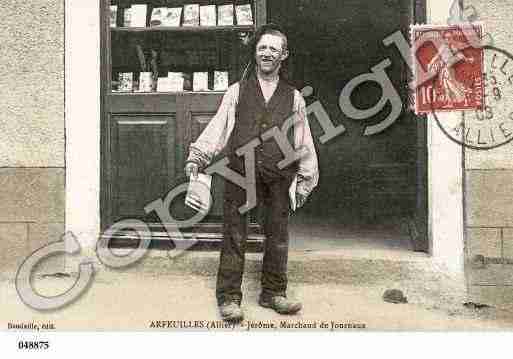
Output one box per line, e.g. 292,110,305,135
219,302,244,322
258,295,302,315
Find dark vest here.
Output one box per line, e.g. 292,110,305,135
227,73,299,179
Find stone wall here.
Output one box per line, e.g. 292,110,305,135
0,0,64,278
464,0,513,306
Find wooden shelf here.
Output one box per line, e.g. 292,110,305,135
111,25,255,33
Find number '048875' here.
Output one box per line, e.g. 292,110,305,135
18,341,50,350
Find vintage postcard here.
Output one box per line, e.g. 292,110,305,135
2,0,513,355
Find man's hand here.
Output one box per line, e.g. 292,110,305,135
296,192,308,209
185,162,199,180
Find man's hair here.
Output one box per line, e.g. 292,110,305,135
251,23,288,55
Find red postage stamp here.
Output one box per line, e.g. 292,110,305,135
412,24,484,114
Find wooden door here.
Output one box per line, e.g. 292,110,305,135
103,94,184,229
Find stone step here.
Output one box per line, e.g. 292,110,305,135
114,248,466,309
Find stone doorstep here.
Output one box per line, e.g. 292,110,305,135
54,244,469,312
5,229,469,312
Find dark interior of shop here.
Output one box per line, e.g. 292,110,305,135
268,0,419,226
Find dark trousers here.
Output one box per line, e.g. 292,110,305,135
216,167,294,305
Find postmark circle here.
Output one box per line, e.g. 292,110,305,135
432,46,513,150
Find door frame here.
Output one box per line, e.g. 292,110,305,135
99,0,430,245
411,0,429,252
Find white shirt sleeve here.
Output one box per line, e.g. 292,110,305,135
187,83,239,167
293,90,319,196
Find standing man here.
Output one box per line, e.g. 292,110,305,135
185,24,319,322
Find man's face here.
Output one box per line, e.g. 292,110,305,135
442,32,452,44
255,33,288,75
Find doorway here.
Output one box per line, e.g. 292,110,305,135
268,0,428,251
